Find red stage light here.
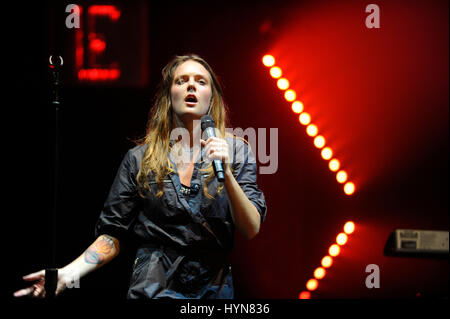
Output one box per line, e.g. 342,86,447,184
74,4,122,83
306,279,318,291
299,112,311,125
344,221,355,234
344,182,355,195
89,37,106,53
261,53,363,298
336,170,348,184
277,78,289,90
284,89,296,101
321,256,333,268
270,66,282,78
306,124,318,137
262,55,275,67
321,147,333,160
336,233,348,245
262,54,356,196
88,5,121,20
314,267,326,279
78,68,120,81
299,291,311,299
75,30,84,69
291,101,304,113
314,135,325,149
329,244,340,257
329,159,340,172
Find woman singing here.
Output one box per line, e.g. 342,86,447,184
14,54,267,299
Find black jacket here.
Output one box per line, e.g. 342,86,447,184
95,136,267,298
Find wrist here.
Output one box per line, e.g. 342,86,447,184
224,164,233,178
59,266,72,280
60,263,81,281
59,266,81,287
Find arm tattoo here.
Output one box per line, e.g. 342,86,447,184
84,235,116,265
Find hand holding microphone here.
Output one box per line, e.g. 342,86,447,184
200,115,229,182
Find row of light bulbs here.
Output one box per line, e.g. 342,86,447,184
262,54,356,195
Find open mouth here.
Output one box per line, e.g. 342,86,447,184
185,94,198,106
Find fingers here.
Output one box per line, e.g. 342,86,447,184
200,137,222,146
13,286,34,297
23,269,45,281
13,282,45,298
15,269,69,298
201,137,229,162
32,282,45,298
14,269,46,298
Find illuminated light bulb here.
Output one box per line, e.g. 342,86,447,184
314,267,326,280
306,279,319,291
291,101,304,113
314,135,326,149
298,291,311,299
344,221,355,234
336,233,348,245
299,112,311,125
321,147,333,160
329,159,340,172
306,124,318,137
321,256,333,268
90,38,106,52
277,78,289,90
262,55,275,67
285,89,296,102
336,170,348,184
344,182,355,195
89,5,121,20
329,244,340,257
269,66,282,78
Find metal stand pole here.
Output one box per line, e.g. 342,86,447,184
45,55,63,299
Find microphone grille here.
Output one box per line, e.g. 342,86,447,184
201,115,215,131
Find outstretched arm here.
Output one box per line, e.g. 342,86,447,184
64,234,120,278
14,234,120,298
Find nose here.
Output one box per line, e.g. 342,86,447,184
187,78,196,92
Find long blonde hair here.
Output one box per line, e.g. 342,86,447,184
136,54,230,199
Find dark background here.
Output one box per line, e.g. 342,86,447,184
5,0,448,303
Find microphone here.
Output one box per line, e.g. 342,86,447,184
201,115,225,182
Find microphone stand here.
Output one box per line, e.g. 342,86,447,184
45,55,64,299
